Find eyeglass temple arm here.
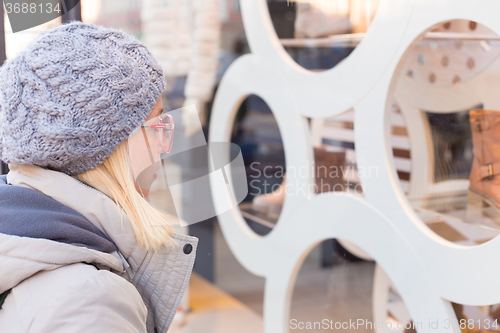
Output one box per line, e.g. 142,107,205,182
141,124,174,129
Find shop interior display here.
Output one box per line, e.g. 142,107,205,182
294,2,351,38
251,146,345,218
269,0,380,71
293,0,379,38
394,19,500,236
468,110,500,216
239,0,382,228
210,1,500,332
229,94,285,234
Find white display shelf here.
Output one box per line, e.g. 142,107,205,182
280,32,500,49
210,2,500,332
280,33,365,48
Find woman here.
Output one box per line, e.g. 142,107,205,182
0,22,197,333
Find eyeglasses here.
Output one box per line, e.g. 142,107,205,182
141,113,175,154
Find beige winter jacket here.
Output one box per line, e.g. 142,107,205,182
0,164,198,333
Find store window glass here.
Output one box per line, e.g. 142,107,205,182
267,0,379,71
232,94,286,235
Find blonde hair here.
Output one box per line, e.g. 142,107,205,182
74,141,176,252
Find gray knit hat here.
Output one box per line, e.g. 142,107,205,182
0,22,166,175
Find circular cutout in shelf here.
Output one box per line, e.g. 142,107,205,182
231,95,286,236
387,19,500,244
267,0,380,71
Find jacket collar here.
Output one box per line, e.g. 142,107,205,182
7,164,137,260
0,174,117,253
6,164,198,333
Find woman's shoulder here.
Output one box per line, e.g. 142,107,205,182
1,263,147,333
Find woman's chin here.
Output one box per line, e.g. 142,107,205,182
134,169,159,197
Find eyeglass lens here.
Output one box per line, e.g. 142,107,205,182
157,114,174,153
